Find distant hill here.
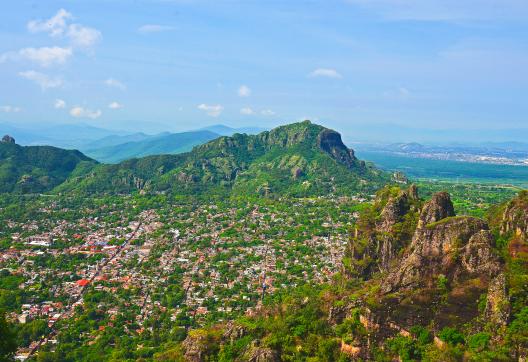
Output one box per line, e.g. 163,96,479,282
56,121,389,196
81,132,152,150
83,131,219,163
0,121,128,149
0,135,97,193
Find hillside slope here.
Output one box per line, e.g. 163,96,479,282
56,121,389,196
0,135,97,193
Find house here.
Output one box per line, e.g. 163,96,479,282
76,279,90,287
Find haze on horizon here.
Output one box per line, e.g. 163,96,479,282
1,0,527,139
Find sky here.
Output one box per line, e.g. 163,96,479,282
1,0,527,134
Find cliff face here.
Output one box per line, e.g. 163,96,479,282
501,190,528,238
378,187,417,233
349,185,420,276
416,191,455,228
316,128,358,169
382,192,501,293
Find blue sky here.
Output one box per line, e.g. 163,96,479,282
1,0,527,133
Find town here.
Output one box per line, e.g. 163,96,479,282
0,195,361,359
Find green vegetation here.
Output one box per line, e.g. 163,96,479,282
1,122,528,361
54,121,389,196
0,141,96,194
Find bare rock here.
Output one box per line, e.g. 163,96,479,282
417,192,455,228
382,212,500,293
182,329,221,362
378,192,410,233
244,343,280,362
485,273,510,327
316,128,357,169
223,321,246,342
501,191,528,238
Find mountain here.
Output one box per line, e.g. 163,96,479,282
83,130,220,163
56,121,389,196
0,135,97,193
81,132,152,150
200,124,268,136
0,121,129,149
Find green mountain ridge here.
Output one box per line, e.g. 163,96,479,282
0,136,97,193
56,121,389,196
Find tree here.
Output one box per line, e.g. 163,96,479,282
0,312,17,362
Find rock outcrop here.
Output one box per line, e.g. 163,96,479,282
382,192,501,293
349,185,421,276
485,273,510,326
501,191,528,238
222,321,246,342
417,191,455,228
182,329,221,362
316,128,357,169
244,344,280,362
376,186,420,270
377,187,417,232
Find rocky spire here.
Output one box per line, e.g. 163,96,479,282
417,191,455,228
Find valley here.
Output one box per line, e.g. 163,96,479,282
0,122,526,361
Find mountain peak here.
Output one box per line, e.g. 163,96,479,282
53,121,388,196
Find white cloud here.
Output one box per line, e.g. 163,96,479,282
67,24,101,49
20,46,72,67
1,47,72,67
54,99,66,109
308,68,342,79
197,104,223,117
138,24,174,34
240,107,255,115
261,109,275,116
70,106,102,119
27,8,72,37
0,106,22,113
108,101,123,109
19,70,62,90
27,9,101,50
238,85,251,97
105,78,126,90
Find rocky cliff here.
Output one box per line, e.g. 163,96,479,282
501,190,528,238
382,192,501,293
348,185,421,276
